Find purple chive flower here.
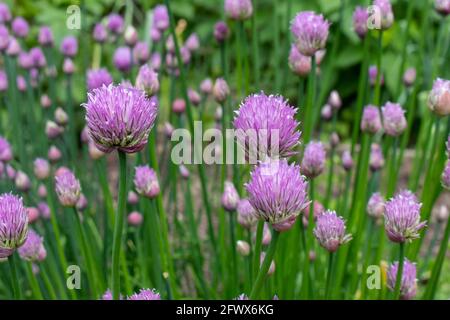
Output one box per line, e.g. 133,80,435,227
18,229,46,262
6,164,16,180
435,0,450,15
12,17,29,38
237,199,258,229
18,51,33,69
353,6,369,38
441,161,450,189
341,150,354,171
150,52,162,71
127,288,161,300
180,46,191,64
153,5,169,31
172,98,186,114
0,136,12,162
0,193,29,258
15,171,31,192
87,68,113,92
188,88,201,106
6,37,21,56
38,202,50,220
403,68,416,87
63,58,75,75
382,102,407,136
200,78,213,94
83,84,158,154
370,143,385,171
0,25,9,51
0,70,8,92
213,78,230,103
27,207,40,224
367,192,385,220
222,181,240,212
60,36,78,57
290,11,330,56
108,13,124,34
384,190,426,243
224,0,253,20
93,23,107,43
133,42,150,65
48,145,62,163
128,191,139,205
373,0,394,30
288,44,312,77
128,211,143,226
0,3,11,23
151,27,162,42
41,95,52,109
46,121,64,139
369,65,384,86
136,64,159,96
361,105,382,134
134,165,160,199
428,78,450,116
16,75,27,91
39,26,54,47
55,169,81,207
34,158,50,180
246,159,309,232
313,210,352,252
302,141,326,179
76,194,88,211
302,201,325,227
37,184,47,198
214,21,230,43
387,260,417,300
113,46,132,73
330,132,340,148
29,47,46,68
328,90,342,110
233,92,300,160
185,33,200,52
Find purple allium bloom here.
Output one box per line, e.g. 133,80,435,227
435,0,450,15
108,13,124,34
188,88,201,106
0,25,9,51
128,288,161,300
93,23,107,43
237,199,258,229
87,68,113,92
302,141,326,179
353,6,369,38
224,0,253,20
41,95,52,109
428,78,450,116
6,164,16,180
370,143,385,171
384,190,426,243
0,193,28,258
151,27,161,42
124,25,138,46
12,17,29,38
60,36,78,57
153,5,169,31
134,165,160,199
37,184,47,198
0,3,11,23
113,46,132,73
313,210,352,252
16,75,27,91
180,46,191,64
15,171,31,192
369,65,384,86
128,211,143,226
214,21,230,43
291,11,330,56
341,150,354,171
246,159,309,232
367,192,385,220
46,121,64,139
0,136,12,162
361,105,382,134
200,78,213,94
39,26,54,47
213,78,230,103
102,289,114,300
222,181,240,212
136,64,159,96
133,42,150,65
185,33,200,52
441,161,450,190
233,92,300,160
328,90,342,110
18,51,33,69
387,259,417,300
27,207,40,224
172,98,186,114
30,47,46,68
55,169,81,207
288,44,311,77
48,145,62,163
128,191,139,205
6,37,20,56
34,158,50,180
18,229,45,262
38,202,50,220
0,70,8,92
150,52,162,71
63,58,75,75
382,102,407,136
330,132,340,148
83,84,158,154
76,194,88,211
403,68,416,87
373,0,394,30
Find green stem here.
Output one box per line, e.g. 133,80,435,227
249,229,280,299
253,220,264,283
302,179,315,298
111,151,127,300
25,262,43,299
373,31,383,106
251,9,260,88
8,253,22,299
229,212,238,294
393,243,405,300
325,252,334,299
303,55,317,144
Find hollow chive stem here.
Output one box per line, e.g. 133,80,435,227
393,243,405,300
303,55,317,144
111,151,127,300
325,252,334,299
249,229,280,299
373,30,383,107
8,253,22,299
253,220,264,283
24,261,43,299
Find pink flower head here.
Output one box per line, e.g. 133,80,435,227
313,210,352,252
291,11,330,56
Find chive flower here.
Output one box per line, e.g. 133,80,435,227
18,229,46,262
313,210,352,252
0,136,12,162
341,150,354,171
113,47,132,73
93,23,107,43
361,105,382,134
87,68,113,92
12,17,29,38
435,0,450,15
237,199,258,229
60,36,78,57
288,44,312,77
33,158,50,180
382,102,407,136
370,143,385,171
302,141,326,179
127,288,161,300
153,5,169,31
55,169,81,207
353,6,369,38
221,181,240,212
387,259,417,300
107,13,124,34
290,11,330,56
136,64,159,96
367,192,385,220
214,21,230,43
428,78,450,116
38,26,54,47
134,165,160,199
224,0,253,20
441,161,450,190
